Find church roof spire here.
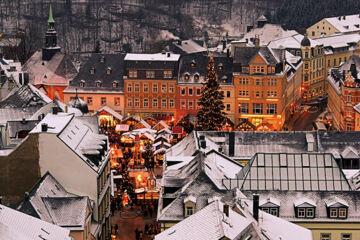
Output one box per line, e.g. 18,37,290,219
47,3,55,31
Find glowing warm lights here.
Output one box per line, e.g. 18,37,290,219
137,174,142,182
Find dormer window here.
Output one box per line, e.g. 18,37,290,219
96,81,102,88
190,60,196,68
218,63,223,71
106,67,112,75
326,198,348,219
99,56,105,63
112,81,118,88
79,80,85,88
146,71,155,78
184,195,196,218
294,198,316,219
260,197,280,217
221,76,228,83
129,70,137,78
194,74,200,81
184,73,190,81
90,68,95,75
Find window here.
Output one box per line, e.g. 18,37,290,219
79,81,85,87
253,103,263,114
169,85,174,93
226,91,231,98
256,91,260,97
305,63,308,69
188,88,193,96
186,206,193,216
321,233,330,240
90,68,95,75
339,58,342,64
334,59,337,66
196,88,201,96
268,79,277,86
330,208,337,218
143,99,148,108
181,87,186,96
127,99,132,107
306,208,314,218
101,97,106,105
129,70,137,78
162,84,167,93
270,208,278,217
106,68,112,75
134,84,140,92
153,84,158,93
146,71,155,78
239,78,249,85
328,60,330,67
87,97,93,105
164,70,172,78
312,31,315,36
298,208,305,217
256,79,260,86
127,84,132,92
226,104,230,111
342,234,351,240
339,208,347,218
347,95,352,103
112,82,118,88
267,104,277,114
153,99,158,108
134,99,140,107
194,74,200,81
238,103,249,114
161,99,167,108
144,83,149,93
218,64,223,71
96,81,102,88
169,99,174,108
188,100,193,109
305,52,309,59
184,74,190,81
114,97,120,106
181,100,186,109
267,91,277,97
239,90,249,96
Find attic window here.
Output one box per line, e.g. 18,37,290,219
96,81,102,88
190,60,196,68
222,76,228,83
184,74,190,81
218,63,224,70
90,68,95,75
194,74,200,81
112,82,118,88
106,67,112,75
79,81,85,87
99,56,105,63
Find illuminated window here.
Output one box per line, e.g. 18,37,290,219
194,74,200,81
101,97,106,105
184,74,190,81
129,70,137,78
164,70,172,78
87,97,92,105
114,97,120,106
112,82,118,88
146,71,155,78
267,104,277,114
238,103,249,114
106,67,112,75
253,103,263,114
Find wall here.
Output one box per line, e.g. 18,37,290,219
307,19,339,39
0,134,40,204
37,133,98,218
296,222,360,240
63,92,125,114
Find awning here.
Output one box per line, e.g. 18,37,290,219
116,124,130,132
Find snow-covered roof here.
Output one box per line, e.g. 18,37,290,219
0,204,71,240
260,197,281,207
171,39,207,54
268,33,322,49
135,120,151,129
156,200,253,240
93,106,123,120
152,120,169,130
294,198,317,207
341,146,359,159
325,197,349,207
184,195,197,203
325,14,360,34
124,53,180,61
354,103,360,114
237,24,298,46
30,113,73,134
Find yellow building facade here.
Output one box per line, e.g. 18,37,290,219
297,222,360,240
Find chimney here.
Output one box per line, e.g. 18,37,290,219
177,40,182,45
65,105,68,113
253,194,259,222
200,140,206,149
41,123,48,132
342,70,346,81
24,72,29,85
218,147,223,153
247,25,253,33
343,16,346,20
222,39,226,50
52,107,58,115
254,36,260,47
167,52,171,57
223,204,229,217
226,49,230,58
24,192,30,201
229,132,235,157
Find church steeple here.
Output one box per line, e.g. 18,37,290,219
42,3,61,61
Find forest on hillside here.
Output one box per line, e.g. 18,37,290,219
271,0,360,30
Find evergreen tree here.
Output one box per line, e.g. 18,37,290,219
197,55,226,131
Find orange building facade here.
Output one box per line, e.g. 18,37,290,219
124,53,180,121
233,46,302,131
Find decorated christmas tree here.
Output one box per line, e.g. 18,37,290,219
197,55,227,131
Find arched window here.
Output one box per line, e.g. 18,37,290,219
112,82,118,88
79,81,85,87
184,74,190,81
194,74,200,81
96,81,102,88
